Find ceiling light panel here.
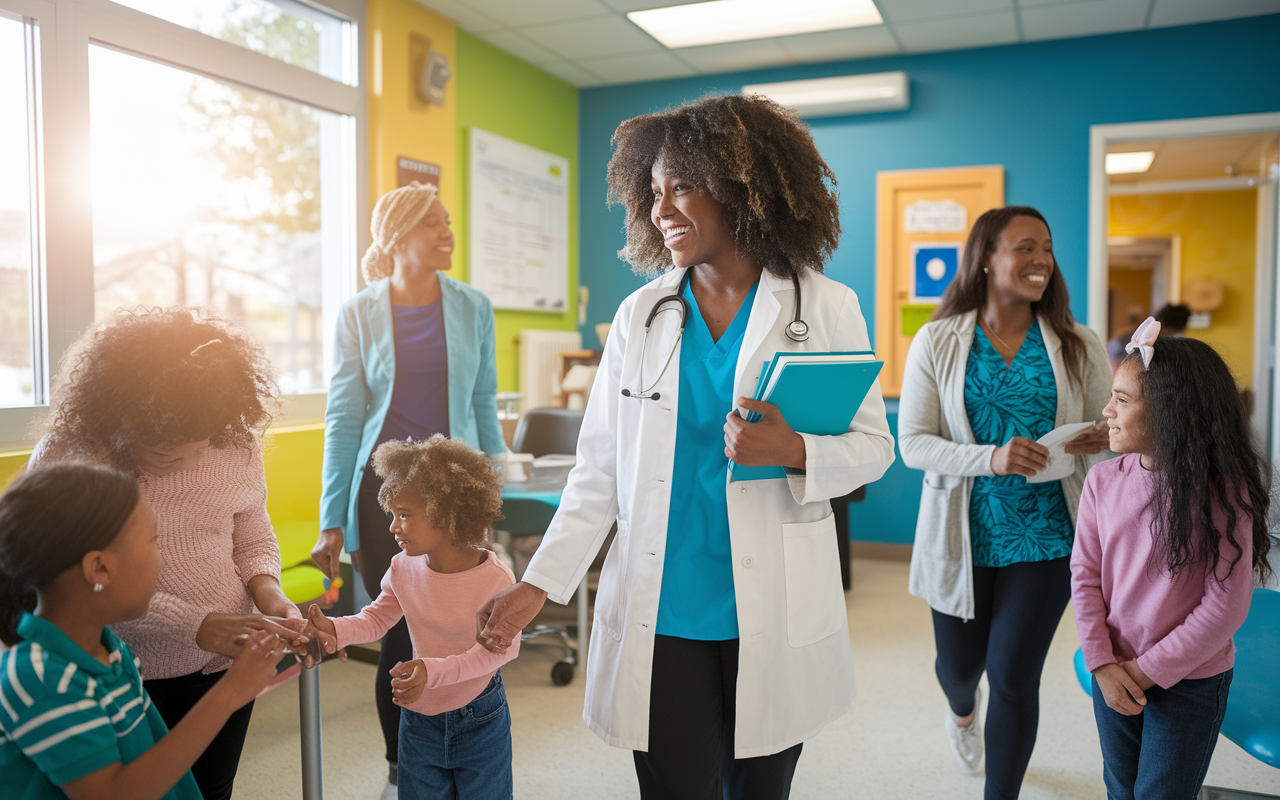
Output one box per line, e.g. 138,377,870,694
1106,151,1156,175
628,0,883,49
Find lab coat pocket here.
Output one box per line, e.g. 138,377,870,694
595,519,630,641
781,512,845,648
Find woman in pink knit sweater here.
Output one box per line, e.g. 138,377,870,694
1071,319,1272,800
31,308,307,800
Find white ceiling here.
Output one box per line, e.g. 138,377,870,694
1110,132,1279,182
411,0,1280,87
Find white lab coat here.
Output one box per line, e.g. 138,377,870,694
523,267,895,759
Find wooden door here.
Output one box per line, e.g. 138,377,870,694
875,166,1004,396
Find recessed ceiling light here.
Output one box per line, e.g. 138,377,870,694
628,0,883,49
1106,151,1156,175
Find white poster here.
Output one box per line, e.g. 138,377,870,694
904,199,967,233
468,128,569,312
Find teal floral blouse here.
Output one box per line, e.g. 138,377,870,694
964,321,1074,567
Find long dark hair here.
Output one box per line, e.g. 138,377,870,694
0,463,140,646
932,206,1088,385
1126,337,1272,585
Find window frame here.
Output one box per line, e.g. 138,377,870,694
0,0,367,450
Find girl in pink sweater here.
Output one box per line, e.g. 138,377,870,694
1071,318,1272,800
309,435,518,799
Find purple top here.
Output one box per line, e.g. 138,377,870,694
377,300,449,446
1071,453,1254,688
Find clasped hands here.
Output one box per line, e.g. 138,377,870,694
1093,660,1156,715
301,605,423,703
990,424,1110,478
195,612,317,665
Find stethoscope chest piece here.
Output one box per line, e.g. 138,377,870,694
786,319,809,343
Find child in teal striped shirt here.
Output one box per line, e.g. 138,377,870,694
0,463,288,800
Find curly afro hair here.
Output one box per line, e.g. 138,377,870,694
372,435,504,550
606,93,841,278
41,308,277,474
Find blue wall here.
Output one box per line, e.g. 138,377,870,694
577,15,1280,544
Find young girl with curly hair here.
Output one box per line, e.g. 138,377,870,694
314,181,506,783
1072,320,1272,799
476,93,894,799
308,435,518,800
0,462,286,800
31,308,308,800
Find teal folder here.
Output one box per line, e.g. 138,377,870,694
728,351,884,482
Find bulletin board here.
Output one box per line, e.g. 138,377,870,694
468,127,570,312
875,166,1004,396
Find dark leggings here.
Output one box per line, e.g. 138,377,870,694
145,670,255,800
931,556,1071,800
357,468,415,765
634,635,803,800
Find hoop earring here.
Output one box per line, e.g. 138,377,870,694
93,583,104,593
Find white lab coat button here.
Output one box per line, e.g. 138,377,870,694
742,555,754,568
740,486,747,493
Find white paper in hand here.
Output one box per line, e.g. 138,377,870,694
1026,421,1100,484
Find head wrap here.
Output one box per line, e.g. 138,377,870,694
1125,316,1161,369
361,181,440,283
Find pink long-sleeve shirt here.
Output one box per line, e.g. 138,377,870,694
332,549,519,716
1071,453,1255,689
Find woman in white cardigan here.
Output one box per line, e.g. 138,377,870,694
899,206,1111,799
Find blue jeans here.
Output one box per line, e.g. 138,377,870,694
397,672,513,800
1092,669,1232,800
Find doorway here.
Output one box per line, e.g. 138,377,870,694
1089,114,1280,455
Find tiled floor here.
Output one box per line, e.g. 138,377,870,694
236,558,1280,799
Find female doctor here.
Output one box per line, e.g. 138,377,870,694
476,94,895,799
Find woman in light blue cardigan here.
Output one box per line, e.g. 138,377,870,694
311,181,505,783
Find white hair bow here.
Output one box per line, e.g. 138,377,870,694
1124,316,1161,369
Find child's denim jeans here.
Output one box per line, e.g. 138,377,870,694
1092,668,1232,800
397,671,513,800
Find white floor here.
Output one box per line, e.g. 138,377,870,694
237,558,1280,799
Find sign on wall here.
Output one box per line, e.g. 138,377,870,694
904,198,967,233
910,242,961,302
468,128,569,313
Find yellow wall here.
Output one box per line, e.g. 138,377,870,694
367,0,458,244
366,1,580,391
1109,191,1257,386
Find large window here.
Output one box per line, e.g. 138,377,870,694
0,12,40,407
0,0,364,443
90,46,337,392
109,0,357,84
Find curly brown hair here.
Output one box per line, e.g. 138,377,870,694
373,435,503,549
40,308,277,474
606,93,841,278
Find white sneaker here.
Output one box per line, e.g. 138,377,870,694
945,685,984,774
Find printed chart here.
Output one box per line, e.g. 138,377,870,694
468,128,569,312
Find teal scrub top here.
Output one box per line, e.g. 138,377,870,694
656,279,759,640
964,321,1075,567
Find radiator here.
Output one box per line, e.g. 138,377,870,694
517,329,582,412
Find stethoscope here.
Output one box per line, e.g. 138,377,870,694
621,270,808,401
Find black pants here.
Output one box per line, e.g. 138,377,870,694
357,467,415,765
634,635,803,800
931,556,1072,800
145,670,255,800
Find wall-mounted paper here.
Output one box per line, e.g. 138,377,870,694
469,127,569,312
